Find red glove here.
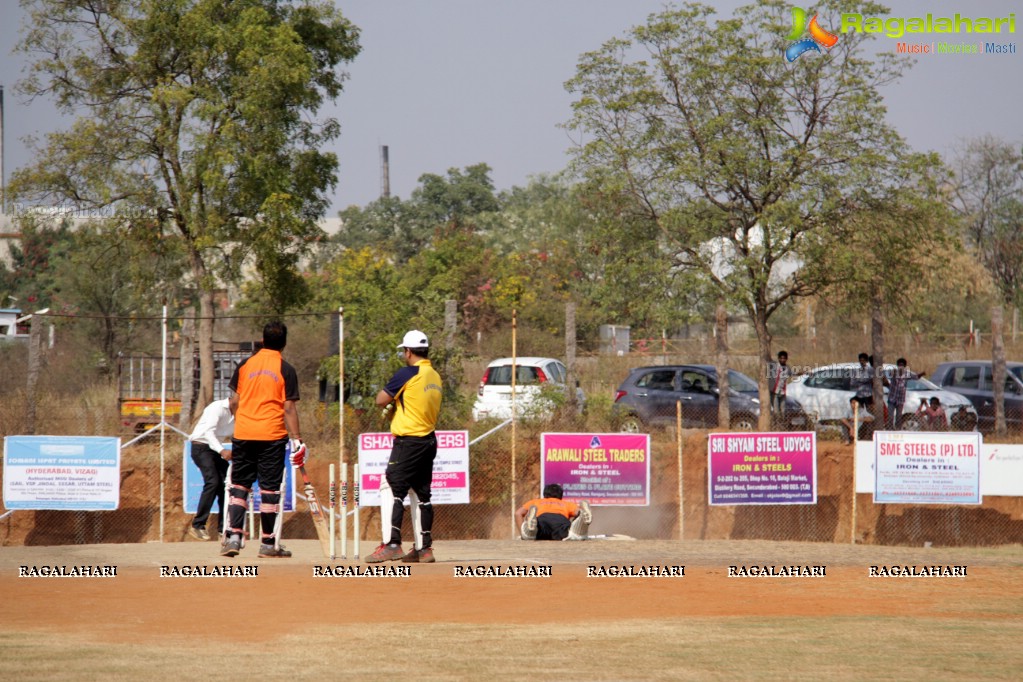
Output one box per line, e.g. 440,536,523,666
289,439,307,467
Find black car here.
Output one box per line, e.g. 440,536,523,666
612,365,806,432
929,361,1023,432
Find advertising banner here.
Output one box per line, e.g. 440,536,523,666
874,431,981,505
357,431,470,507
856,438,1020,497
540,433,650,505
182,442,295,514
3,436,121,511
708,432,817,505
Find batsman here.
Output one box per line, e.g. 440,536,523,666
366,330,442,564
221,321,306,558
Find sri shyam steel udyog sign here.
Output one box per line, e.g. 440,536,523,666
708,432,817,506
3,435,121,510
874,431,982,505
541,433,650,506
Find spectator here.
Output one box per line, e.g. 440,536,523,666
769,350,791,426
840,397,874,445
852,352,875,409
883,357,919,430
917,397,948,431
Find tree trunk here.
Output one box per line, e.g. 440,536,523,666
754,307,772,431
25,313,43,435
992,305,1006,436
715,302,730,428
565,301,577,412
179,311,196,429
197,289,215,412
871,296,885,417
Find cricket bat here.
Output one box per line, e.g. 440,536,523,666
297,465,332,558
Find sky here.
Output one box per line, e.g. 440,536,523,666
1,1,1021,216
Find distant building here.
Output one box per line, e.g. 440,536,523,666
0,308,27,341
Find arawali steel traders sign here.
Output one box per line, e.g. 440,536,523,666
541,433,650,505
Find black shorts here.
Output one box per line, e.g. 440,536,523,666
386,433,437,500
231,438,287,492
537,513,571,541
854,395,874,407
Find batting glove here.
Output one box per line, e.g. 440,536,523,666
289,439,307,467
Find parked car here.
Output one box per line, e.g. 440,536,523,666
785,363,978,432
471,357,584,420
929,361,1023,432
612,365,807,432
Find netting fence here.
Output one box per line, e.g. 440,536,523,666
2,310,1022,549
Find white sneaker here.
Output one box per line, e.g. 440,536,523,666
521,505,538,540
569,500,592,540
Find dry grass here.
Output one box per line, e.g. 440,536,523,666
3,616,1022,681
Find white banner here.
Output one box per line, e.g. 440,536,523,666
873,431,981,504
857,438,1023,497
357,431,470,507
3,436,121,510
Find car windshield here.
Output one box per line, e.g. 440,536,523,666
486,365,540,385
1012,367,1023,383
906,377,940,390
727,370,759,393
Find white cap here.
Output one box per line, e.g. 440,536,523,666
397,330,429,349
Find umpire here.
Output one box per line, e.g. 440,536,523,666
366,330,443,564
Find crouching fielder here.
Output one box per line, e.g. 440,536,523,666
366,331,443,564
516,484,592,541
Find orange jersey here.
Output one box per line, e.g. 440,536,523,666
229,349,299,440
521,497,578,520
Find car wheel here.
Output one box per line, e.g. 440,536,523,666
730,414,756,432
618,414,644,433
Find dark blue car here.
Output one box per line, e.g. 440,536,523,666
612,364,806,431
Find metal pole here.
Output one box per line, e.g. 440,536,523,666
338,305,345,556
1,84,6,215
159,304,167,542
850,401,858,544
510,310,518,540
677,400,684,541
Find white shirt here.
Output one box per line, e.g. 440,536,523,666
188,399,234,453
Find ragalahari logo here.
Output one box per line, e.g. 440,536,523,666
785,7,839,61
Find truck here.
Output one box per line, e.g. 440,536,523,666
117,349,253,434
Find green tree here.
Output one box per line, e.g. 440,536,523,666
950,136,1023,309
0,214,71,309
311,247,412,407
11,0,360,407
565,0,912,427
54,219,189,364
818,163,956,409
335,163,499,264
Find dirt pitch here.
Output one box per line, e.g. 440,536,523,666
2,538,1022,681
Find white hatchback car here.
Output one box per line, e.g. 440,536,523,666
786,363,978,431
471,357,584,420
